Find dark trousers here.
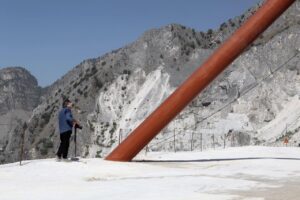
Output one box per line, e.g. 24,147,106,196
57,130,72,159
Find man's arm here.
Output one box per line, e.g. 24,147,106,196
65,109,75,127
66,109,81,128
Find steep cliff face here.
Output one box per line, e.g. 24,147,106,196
1,1,300,164
0,67,40,113
0,67,41,163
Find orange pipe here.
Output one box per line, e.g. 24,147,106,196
106,0,295,161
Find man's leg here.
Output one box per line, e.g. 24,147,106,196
56,134,64,158
62,131,72,159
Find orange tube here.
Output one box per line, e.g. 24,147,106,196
106,0,295,161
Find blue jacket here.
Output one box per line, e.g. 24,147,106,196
58,107,74,134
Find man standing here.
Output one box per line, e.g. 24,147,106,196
56,99,78,161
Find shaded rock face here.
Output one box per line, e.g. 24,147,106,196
0,67,41,114
1,1,300,164
0,67,41,163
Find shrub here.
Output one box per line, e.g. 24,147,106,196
185,49,190,56
207,29,213,35
93,77,103,89
77,88,83,95
96,150,102,158
123,69,131,75
192,29,196,36
220,22,227,30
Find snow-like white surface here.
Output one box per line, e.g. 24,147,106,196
91,68,174,156
1,146,300,200
258,95,300,141
200,113,253,135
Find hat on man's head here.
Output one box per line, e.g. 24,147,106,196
62,98,71,108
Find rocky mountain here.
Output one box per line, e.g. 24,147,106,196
0,67,41,163
1,1,300,164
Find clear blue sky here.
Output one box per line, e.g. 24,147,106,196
0,0,260,87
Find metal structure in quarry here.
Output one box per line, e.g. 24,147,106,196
106,0,296,161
